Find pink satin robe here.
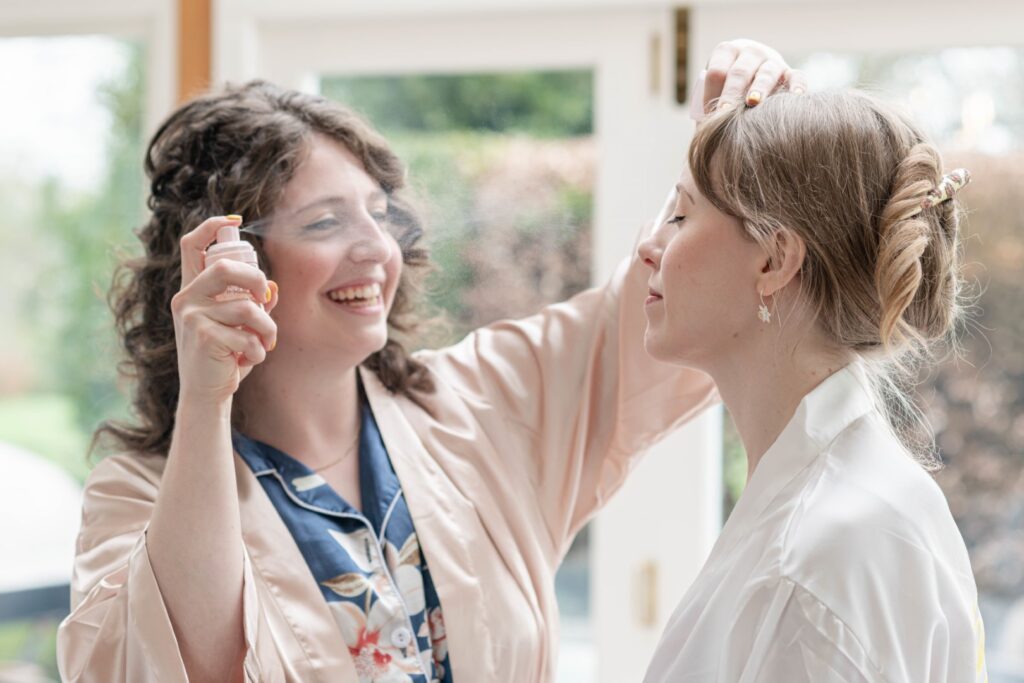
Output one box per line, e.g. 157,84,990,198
56,251,716,682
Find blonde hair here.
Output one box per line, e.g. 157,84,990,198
690,90,967,467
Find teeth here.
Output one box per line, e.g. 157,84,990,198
328,283,382,302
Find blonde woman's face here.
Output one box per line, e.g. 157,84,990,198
638,169,765,368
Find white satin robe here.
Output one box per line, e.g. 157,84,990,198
643,364,987,683
56,248,717,682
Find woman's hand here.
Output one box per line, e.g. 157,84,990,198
172,215,279,404
700,39,808,114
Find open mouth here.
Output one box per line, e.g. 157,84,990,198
326,282,384,310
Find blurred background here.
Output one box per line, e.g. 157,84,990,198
0,1,1021,681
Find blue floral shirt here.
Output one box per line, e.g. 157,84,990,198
233,390,452,683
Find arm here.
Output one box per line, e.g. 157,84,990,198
56,453,278,683
420,41,801,557
58,216,279,683
420,233,716,557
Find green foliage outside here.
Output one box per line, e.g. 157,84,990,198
322,71,595,343
0,40,145,680
0,41,144,485
322,71,593,137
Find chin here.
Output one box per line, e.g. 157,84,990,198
643,329,674,364
645,328,704,368
364,327,391,354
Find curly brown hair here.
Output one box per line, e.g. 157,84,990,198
94,80,434,457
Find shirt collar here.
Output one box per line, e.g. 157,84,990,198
356,384,402,533
232,385,403,534
723,362,877,538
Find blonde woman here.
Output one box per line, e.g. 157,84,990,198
638,91,985,681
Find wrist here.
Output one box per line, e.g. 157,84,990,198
176,391,233,425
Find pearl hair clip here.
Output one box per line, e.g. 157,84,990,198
911,168,971,217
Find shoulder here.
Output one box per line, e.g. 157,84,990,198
85,451,167,494
79,452,168,529
777,415,978,671
786,414,958,570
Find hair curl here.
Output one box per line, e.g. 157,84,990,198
689,90,968,466
94,80,434,457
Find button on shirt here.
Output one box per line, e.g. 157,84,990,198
643,364,986,682
234,392,452,683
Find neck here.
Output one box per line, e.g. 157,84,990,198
706,325,851,482
235,347,363,469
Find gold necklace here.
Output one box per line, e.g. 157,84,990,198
312,437,359,473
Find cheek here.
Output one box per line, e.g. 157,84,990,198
384,240,404,302
662,231,723,300
276,251,329,293
661,232,754,330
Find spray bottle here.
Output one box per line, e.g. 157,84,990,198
204,215,262,304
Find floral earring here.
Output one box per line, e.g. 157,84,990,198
758,292,771,323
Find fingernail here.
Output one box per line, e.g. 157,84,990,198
792,86,805,95
269,339,276,352
746,90,762,106
718,101,735,113
226,214,243,222
264,286,272,303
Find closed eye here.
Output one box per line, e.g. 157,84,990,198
668,215,686,225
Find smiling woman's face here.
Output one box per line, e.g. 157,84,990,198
637,169,766,369
261,134,403,365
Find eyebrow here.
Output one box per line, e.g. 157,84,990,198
675,183,695,205
294,190,388,214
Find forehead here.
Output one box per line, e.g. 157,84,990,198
674,169,699,204
277,135,384,213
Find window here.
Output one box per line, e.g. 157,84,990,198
0,34,146,679
321,69,597,681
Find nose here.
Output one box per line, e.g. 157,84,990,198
637,231,662,270
349,214,394,264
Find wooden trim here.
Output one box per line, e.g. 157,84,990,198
177,0,211,103
674,7,689,105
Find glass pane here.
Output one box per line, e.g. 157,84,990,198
721,46,1024,682
320,70,596,682
0,35,147,681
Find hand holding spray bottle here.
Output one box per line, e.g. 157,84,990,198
204,214,264,306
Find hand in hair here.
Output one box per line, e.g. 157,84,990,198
702,39,808,113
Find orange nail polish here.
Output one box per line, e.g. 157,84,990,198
746,90,762,106
265,287,272,303
226,214,243,222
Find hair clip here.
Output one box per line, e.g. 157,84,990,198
922,169,971,209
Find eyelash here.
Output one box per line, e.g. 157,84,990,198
307,218,340,231
306,209,387,231
668,215,686,225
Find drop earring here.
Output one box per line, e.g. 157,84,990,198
758,292,771,323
